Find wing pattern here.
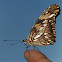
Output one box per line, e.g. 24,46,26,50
23,4,60,46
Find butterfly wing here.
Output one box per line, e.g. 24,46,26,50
39,4,60,20
26,4,60,46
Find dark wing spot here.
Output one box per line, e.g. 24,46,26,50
30,27,36,32
34,19,43,25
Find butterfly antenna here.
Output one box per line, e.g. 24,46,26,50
3,40,20,41
11,42,20,45
2,40,23,45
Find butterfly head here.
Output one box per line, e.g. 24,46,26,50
22,39,34,46
22,39,27,43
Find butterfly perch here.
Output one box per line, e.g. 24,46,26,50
23,4,60,46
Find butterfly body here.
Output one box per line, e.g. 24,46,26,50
23,4,60,46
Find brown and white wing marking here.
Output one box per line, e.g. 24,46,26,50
33,19,56,46
26,4,60,46
39,4,60,20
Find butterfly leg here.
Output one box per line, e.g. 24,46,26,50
33,46,41,52
26,45,30,51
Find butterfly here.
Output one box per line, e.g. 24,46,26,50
23,4,60,46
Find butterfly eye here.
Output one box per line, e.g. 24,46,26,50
22,40,25,42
